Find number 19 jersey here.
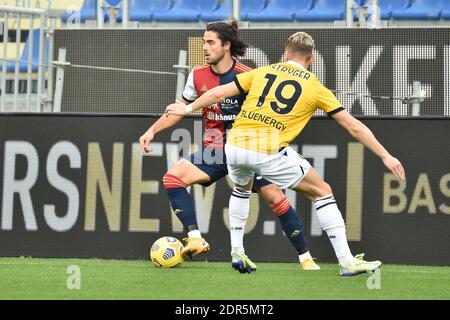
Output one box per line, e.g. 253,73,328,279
229,60,343,154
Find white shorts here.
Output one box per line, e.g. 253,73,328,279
225,143,311,190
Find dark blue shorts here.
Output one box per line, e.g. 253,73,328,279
188,146,272,191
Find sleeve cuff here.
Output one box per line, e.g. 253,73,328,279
327,107,345,117
234,77,245,94
182,95,195,103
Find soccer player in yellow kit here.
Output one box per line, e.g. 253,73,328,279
164,31,406,275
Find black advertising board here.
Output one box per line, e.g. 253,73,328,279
0,114,448,265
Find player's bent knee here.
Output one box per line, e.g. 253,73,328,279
166,160,193,181
259,184,285,206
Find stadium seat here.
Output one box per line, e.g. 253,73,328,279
5,29,49,73
441,1,450,20
117,0,161,22
392,0,440,20
61,0,98,23
200,0,232,21
153,0,217,22
246,0,313,22
377,0,411,20
296,0,344,21
240,0,268,20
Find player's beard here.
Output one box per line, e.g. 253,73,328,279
207,51,226,66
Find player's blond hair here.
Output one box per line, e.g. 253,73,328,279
284,32,315,56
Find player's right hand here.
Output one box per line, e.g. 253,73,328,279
165,102,188,116
139,130,155,153
382,155,406,181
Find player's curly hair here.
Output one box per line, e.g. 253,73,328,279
206,21,248,58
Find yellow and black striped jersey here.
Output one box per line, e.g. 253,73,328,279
228,60,343,154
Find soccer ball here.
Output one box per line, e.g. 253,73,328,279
150,236,185,268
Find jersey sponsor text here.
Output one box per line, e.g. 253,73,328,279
239,110,287,131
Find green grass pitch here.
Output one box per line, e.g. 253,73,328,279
0,257,449,300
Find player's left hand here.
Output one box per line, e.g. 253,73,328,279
165,103,187,116
382,155,406,181
139,129,155,153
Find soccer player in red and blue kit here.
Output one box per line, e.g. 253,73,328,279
139,22,319,273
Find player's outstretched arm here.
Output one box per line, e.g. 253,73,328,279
139,99,186,153
331,110,406,181
165,82,240,116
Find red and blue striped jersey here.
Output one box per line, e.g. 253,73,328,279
182,59,252,149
